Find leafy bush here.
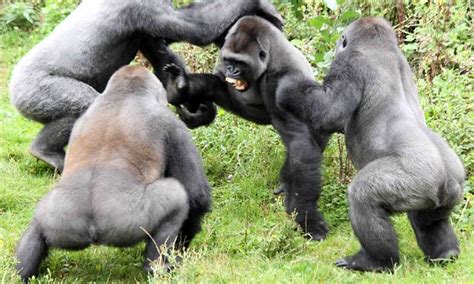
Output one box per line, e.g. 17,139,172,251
39,0,78,33
1,1,39,31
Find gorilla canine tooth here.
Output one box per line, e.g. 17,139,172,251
225,77,248,90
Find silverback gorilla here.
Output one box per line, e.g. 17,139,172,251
9,0,282,171
164,16,331,240
16,66,212,282
276,17,465,272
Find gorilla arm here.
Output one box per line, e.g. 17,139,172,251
276,63,362,134
165,125,212,247
139,0,283,47
165,64,272,126
139,36,187,90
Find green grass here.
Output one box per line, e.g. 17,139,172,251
1,24,473,284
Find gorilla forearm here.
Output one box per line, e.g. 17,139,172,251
139,36,187,89
277,73,361,134
167,72,272,125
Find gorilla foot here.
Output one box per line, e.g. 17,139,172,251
29,143,65,172
303,219,329,241
144,255,182,274
335,250,397,273
296,212,329,241
427,248,459,264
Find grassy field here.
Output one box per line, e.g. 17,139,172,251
1,3,473,283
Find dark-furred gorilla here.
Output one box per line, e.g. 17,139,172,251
276,17,465,272
16,66,212,282
9,0,282,172
164,16,331,241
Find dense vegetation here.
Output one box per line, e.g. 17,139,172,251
0,0,472,282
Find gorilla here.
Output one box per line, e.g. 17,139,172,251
15,66,212,282
164,16,331,241
276,17,465,272
9,0,282,172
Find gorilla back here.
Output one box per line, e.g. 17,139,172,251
15,66,212,282
277,17,465,272
9,0,282,171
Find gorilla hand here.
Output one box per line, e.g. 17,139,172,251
176,102,217,129
256,0,284,30
164,63,189,105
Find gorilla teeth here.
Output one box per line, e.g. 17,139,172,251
225,77,248,90
225,77,237,84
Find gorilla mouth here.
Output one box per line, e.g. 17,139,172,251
225,77,249,91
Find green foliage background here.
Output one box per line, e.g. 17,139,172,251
0,0,472,282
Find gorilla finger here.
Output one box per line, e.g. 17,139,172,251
273,186,285,195
163,63,182,76
335,259,349,268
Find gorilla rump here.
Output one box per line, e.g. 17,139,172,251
165,16,330,241
9,0,282,171
277,17,465,272
15,66,212,282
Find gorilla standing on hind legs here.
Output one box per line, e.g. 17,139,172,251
16,66,212,282
164,16,331,241
277,17,465,272
9,0,283,172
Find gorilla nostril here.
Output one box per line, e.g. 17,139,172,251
227,65,240,76
226,65,234,72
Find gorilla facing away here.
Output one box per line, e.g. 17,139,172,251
9,0,282,171
165,16,331,241
276,17,465,272
15,66,212,282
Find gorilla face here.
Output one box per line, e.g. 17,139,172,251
219,17,270,91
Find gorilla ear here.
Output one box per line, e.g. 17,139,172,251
256,36,270,59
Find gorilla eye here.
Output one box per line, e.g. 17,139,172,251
259,50,267,60
341,35,348,48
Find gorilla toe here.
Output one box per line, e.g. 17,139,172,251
29,144,65,172
335,250,397,273
427,248,459,264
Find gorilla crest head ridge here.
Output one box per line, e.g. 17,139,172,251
336,17,398,54
104,65,167,105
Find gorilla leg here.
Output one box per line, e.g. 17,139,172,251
29,117,76,172
336,156,445,272
143,178,189,272
336,198,399,272
408,206,460,262
12,75,99,171
16,222,48,282
284,132,328,241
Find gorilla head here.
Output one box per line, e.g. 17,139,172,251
103,64,168,106
336,17,398,55
220,17,272,91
